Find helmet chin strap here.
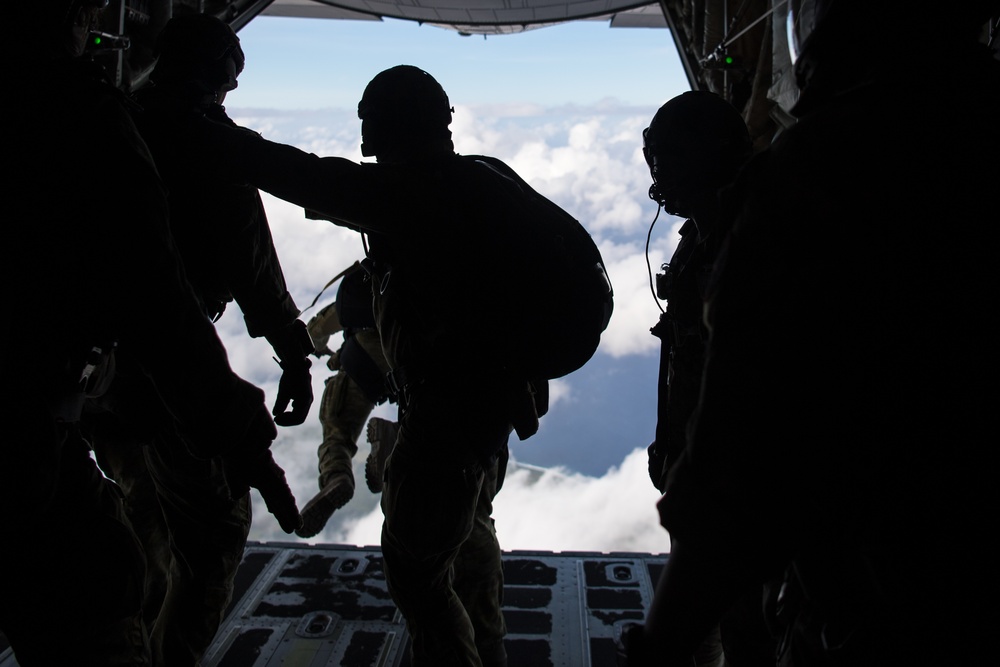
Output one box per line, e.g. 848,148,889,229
646,153,684,215
648,180,687,218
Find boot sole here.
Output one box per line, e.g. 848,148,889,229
295,479,354,538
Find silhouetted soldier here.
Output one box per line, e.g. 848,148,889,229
137,15,314,428
82,14,313,667
644,91,752,497
642,91,774,667
296,263,394,538
182,64,597,667
0,2,299,665
627,1,1000,665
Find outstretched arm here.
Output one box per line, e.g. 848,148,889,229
189,116,405,235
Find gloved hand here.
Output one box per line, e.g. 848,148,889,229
647,441,668,493
272,356,312,426
224,449,302,534
266,319,315,427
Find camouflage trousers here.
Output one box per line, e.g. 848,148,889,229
0,430,149,666
315,328,390,488
92,426,251,667
379,382,511,667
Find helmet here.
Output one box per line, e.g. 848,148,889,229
151,14,245,94
28,0,108,55
357,65,454,158
53,0,109,25
642,91,751,216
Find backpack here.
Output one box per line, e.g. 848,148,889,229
472,156,614,380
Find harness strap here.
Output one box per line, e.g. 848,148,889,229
385,364,422,410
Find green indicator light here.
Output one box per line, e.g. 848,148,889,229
725,56,733,65
93,36,102,45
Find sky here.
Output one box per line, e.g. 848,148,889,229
217,14,693,554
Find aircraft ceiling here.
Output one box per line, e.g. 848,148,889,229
261,0,668,34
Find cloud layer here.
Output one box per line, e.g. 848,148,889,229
261,446,672,555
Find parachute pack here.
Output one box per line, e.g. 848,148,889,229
336,156,613,384
472,156,614,381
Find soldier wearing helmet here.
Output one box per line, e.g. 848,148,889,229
84,12,312,667
136,13,312,417
286,69,455,543
2,4,300,666
346,65,512,667
642,90,752,494
638,91,762,667
626,2,1000,666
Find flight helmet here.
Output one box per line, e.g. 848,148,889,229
357,65,454,158
50,0,109,26
642,91,751,217
151,14,245,96
29,0,108,56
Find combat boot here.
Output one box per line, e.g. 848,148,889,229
364,417,399,493
296,472,354,538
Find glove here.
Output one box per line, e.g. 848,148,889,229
224,449,302,534
266,319,316,427
272,356,312,426
647,441,668,493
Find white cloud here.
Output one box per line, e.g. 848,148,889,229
493,449,670,553
595,230,682,358
547,378,573,408
249,441,670,556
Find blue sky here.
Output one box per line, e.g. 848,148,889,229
232,15,688,108
222,14,690,552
